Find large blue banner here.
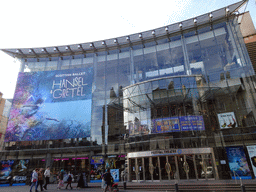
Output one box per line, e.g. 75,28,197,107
5,68,93,141
151,115,205,134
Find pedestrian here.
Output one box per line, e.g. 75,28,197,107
37,168,44,191
65,174,73,189
77,172,85,188
103,168,113,192
57,169,65,190
30,168,39,192
43,166,50,190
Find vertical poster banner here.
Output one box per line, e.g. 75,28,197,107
0,160,29,185
225,146,251,179
217,112,237,129
5,68,93,141
110,169,119,182
246,145,256,177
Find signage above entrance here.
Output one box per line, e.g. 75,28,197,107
127,148,212,158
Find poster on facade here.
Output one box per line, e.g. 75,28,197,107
225,146,251,179
152,117,180,133
246,145,256,177
5,68,93,142
91,156,104,165
217,112,237,129
110,169,119,182
151,116,205,134
128,119,150,136
0,159,29,185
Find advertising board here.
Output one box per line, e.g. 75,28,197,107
5,68,93,141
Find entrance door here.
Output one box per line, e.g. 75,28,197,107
195,154,214,179
137,158,143,181
167,156,177,180
186,155,196,179
144,157,151,180
152,157,159,180
160,156,168,180
177,155,187,179
130,158,136,180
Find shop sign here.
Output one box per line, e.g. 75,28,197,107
91,156,104,165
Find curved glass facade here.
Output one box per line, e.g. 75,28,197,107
2,8,256,182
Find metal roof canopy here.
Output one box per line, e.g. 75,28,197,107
1,1,247,59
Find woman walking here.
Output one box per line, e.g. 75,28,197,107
30,168,39,192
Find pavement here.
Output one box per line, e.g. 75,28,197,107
0,179,256,192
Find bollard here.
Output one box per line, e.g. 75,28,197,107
123,181,127,190
240,184,246,192
174,183,179,192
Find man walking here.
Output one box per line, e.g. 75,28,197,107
43,166,50,190
103,169,113,192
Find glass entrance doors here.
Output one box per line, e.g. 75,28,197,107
129,153,216,181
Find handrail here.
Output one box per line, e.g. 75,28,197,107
232,170,243,185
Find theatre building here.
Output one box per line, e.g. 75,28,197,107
1,0,256,183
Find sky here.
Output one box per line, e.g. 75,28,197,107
0,0,255,99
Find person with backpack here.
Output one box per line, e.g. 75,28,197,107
103,168,113,192
66,174,73,189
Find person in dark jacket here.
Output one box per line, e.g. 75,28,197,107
66,174,73,189
77,172,85,188
103,169,113,192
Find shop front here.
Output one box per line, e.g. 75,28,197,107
127,148,218,182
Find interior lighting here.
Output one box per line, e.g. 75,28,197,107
165,26,168,32
152,30,155,35
226,8,230,13
16,49,20,53
53,47,58,52
209,13,213,19
90,43,94,47
29,49,33,53
102,41,105,45
41,48,45,52
179,23,183,28
193,18,197,24
126,36,130,41
77,44,82,49
114,39,117,43
139,33,142,38
65,46,69,50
